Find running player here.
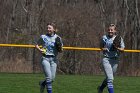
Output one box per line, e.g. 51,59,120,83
35,22,63,93
98,24,125,93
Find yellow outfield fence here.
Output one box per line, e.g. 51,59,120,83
0,44,140,53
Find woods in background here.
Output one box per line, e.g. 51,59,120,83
0,0,140,76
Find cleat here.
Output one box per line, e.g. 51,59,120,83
97,86,103,93
39,81,45,93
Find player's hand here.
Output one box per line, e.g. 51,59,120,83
112,35,121,50
101,48,109,52
40,48,47,54
55,37,63,52
116,47,124,52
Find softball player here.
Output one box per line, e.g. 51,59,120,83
35,22,63,93
98,24,125,93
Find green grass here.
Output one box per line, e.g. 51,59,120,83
0,73,140,93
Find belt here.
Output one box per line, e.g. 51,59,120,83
43,54,55,58
104,56,118,60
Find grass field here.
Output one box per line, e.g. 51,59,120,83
0,73,140,93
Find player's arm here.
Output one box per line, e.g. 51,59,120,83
35,44,42,51
35,38,46,53
100,38,109,52
55,36,63,53
35,44,47,54
117,48,124,51
115,37,125,52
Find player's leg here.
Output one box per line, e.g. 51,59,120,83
41,57,52,93
111,59,118,74
39,80,46,93
98,78,107,92
98,58,109,93
39,80,46,87
106,59,119,93
40,57,57,85
107,79,114,93
39,58,47,93
51,57,57,82
107,59,119,93
102,58,114,93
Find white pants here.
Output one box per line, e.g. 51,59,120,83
102,57,119,81
41,56,57,81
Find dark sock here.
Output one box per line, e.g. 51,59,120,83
100,79,107,91
42,80,46,86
